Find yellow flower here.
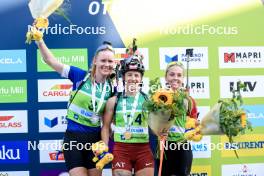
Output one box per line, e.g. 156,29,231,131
25,27,43,44
185,117,196,129
184,130,195,140
192,133,203,142
31,27,43,41
33,31,43,41
35,17,49,29
25,31,33,44
240,112,246,128
152,89,173,105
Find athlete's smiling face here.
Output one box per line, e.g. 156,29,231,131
124,71,142,93
165,65,184,90
94,50,115,77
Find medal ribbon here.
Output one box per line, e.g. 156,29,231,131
122,92,140,131
91,81,107,114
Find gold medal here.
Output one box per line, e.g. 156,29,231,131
124,131,132,140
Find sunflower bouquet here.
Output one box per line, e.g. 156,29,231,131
143,78,191,176
143,78,190,136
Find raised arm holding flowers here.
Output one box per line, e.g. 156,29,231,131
26,0,70,44
26,2,117,175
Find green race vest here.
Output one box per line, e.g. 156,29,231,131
167,113,187,142
67,78,112,127
113,93,149,143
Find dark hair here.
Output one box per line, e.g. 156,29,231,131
94,41,114,56
120,56,145,75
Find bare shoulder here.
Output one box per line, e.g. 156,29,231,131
106,96,117,111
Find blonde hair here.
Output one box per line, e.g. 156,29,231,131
165,61,185,77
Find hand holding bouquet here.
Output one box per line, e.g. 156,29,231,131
184,117,202,142
91,141,114,170
26,17,49,44
26,0,70,44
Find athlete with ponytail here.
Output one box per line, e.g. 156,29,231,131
36,39,115,176
157,61,198,176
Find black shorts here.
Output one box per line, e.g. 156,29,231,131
63,130,101,171
156,141,193,176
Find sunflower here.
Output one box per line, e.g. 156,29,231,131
152,89,173,105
